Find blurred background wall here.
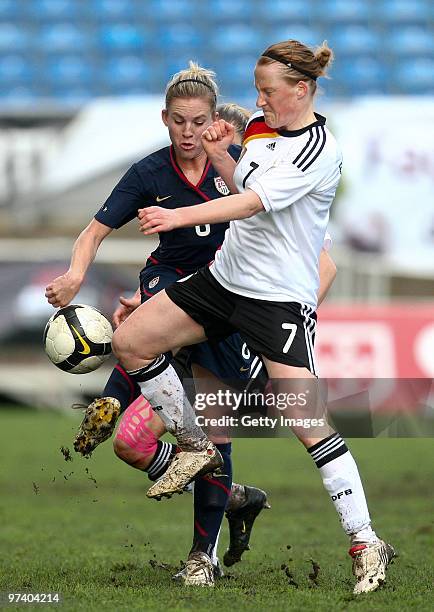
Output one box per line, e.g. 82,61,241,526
0,0,433,407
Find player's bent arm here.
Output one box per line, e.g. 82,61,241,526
45,219,113,307
317,249,337,307
139,190,263,234
201,120,238,194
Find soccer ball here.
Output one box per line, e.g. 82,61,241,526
43,304,113,374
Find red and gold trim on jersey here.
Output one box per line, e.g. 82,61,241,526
243,117,278,146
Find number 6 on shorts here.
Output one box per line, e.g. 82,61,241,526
281,323,297,353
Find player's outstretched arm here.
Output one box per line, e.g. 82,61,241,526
138,190,264,235
201,120,238,194
317,249,337,306
45,219,112,308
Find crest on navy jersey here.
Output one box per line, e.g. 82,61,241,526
214,176,230,195
149,276,159,289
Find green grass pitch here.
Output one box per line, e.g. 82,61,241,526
1,407,433,611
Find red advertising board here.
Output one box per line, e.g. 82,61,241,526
317,304,434,379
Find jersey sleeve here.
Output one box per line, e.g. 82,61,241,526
248,159,324,213
94,164,152,229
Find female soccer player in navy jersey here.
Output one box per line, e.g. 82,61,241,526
112,40,395,594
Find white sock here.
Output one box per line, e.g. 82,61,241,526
128,358,208,451
211,528,221,565
308,433,378,541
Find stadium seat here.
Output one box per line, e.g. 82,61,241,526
210,25,266,54
0,0,20,20
272,25,323,47
256,0,314,21
0,23,29,52
207,0,251,20
215,55,257,87
103,56,152,87
337,58,388,94
158,24,204,52
386,27,434,55
26,0,82,21
392,58,434,91
0,55,32,84
330,26,381,55
38,24,92,53
46,56,94,86
93,0,136,21
99,24,148,51
138,0,196,20
376,0,431,23
321,0,371,22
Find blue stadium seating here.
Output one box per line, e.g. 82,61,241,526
138,0,196,20
103,56,152,87
0,0,21,20
92,0,137,20
215,55,257,87
0,24,29,52
272,25,323,47
257,0,314,21
26,0,83,21
158,24,204,51
321,0,371,22
99,24,148,51
210,25,264,55
393,58,434,91
376,0,432,23
337,58,388,95
330,26,381,55
0,0,433,104
0,55,32,84
38,24,92,53
208,0,251,20
46,56,94,86
386,27,434,55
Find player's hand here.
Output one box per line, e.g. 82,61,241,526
112,293,141,328
45,272,81,308
138,206,181,235
201,120,234,159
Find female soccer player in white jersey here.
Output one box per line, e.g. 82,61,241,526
111,39,395,595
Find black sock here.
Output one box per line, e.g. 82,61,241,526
191,443,233,558
146,440,177,481
102,364,141,413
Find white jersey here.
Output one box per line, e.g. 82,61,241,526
210,111,342,308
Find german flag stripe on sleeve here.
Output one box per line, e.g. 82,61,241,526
243,116,278,146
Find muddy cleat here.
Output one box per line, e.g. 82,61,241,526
146,441,223,499
223,485,270,567
350,540,396,594
181,552,215,587
73,397,121,457
172,558,223,582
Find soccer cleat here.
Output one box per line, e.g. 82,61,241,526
223,485,271,567
349,540,396,594
146,441,223,499
73,397,121,457
181,552,215,587
172,558,224,582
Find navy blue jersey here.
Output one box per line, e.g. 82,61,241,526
95,144,241,273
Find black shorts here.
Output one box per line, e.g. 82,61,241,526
165,266,317,373
139,261,263,382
